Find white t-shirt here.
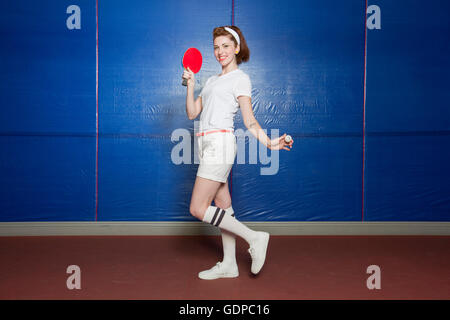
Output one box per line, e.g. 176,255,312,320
198,69,252,132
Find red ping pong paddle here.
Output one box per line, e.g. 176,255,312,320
181,48,202,86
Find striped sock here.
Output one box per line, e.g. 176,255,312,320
202,206,258,245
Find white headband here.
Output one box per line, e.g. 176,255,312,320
224,27,240,46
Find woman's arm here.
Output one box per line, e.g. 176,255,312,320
239,96,293,151
186,87,202,120
184,67,203,120
239,96,271,148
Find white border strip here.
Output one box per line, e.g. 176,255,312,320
0,222,449,236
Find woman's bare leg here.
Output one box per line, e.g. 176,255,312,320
189,176,223,220
213,180,232,213
191,175,258,245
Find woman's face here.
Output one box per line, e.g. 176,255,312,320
214,35,239,67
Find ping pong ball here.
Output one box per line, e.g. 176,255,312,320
285,135,292,143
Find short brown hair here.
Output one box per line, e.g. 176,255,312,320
213,26,250,65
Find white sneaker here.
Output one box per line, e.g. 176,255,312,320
198,262,239,280
248,232,270,274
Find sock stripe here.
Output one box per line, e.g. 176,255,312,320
215,209,226,227
210,207,221,225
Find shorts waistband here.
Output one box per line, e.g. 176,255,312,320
195,129,234,137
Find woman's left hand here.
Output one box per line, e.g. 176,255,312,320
269,133,294,151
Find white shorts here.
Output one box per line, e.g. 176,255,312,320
196,131,237,183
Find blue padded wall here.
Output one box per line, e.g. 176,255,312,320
364,0,450,221
0,1,96,221
1,0,449,222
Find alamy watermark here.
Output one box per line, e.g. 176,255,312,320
171,121,280,175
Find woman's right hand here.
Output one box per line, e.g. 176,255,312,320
182,67,195,87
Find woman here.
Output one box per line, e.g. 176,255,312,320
182,26,293,280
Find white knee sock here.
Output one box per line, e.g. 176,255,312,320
220,206,236,266
203,205,258,245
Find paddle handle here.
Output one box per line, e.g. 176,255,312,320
182,67,188,86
